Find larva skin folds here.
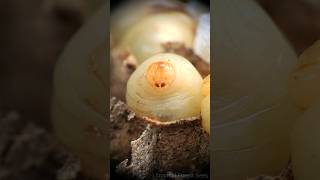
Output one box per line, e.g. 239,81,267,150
126,53,203,122
212,0,300,179
52,7,108,179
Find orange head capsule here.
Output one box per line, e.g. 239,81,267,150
146,61,176,89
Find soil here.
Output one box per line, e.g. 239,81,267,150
0,111,96,180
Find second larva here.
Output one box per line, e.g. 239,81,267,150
201,75,210,134
117,11,195,64
290,40,320,180
289,40,320,110
126,53,210,132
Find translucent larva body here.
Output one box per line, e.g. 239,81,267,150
111,0,188,43
126,53,203,122
289,40,320,110
117,12,195,64
212,0,300,179
52,6,107,179
213,0,297,123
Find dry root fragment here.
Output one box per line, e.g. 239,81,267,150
162,42,210,77
110,98,146,162
117,117,209,180
110,50,137,100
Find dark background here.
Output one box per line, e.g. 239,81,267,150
0,0,101,128
110,0,211,11
257,0,320,54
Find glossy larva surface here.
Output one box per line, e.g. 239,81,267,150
111,0,190,43
212,0,300,179
126,53,203,122
213,0,298,124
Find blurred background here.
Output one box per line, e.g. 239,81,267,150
0,1,104,179
0,0,319,179
257,0,320,54
0,0,104,129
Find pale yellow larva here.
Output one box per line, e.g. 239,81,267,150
201,95,210,134
201,75,210,134
212,0,299,179
126,53,203,122
117,12,196,64
201,75,210,97
111,0,189,44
